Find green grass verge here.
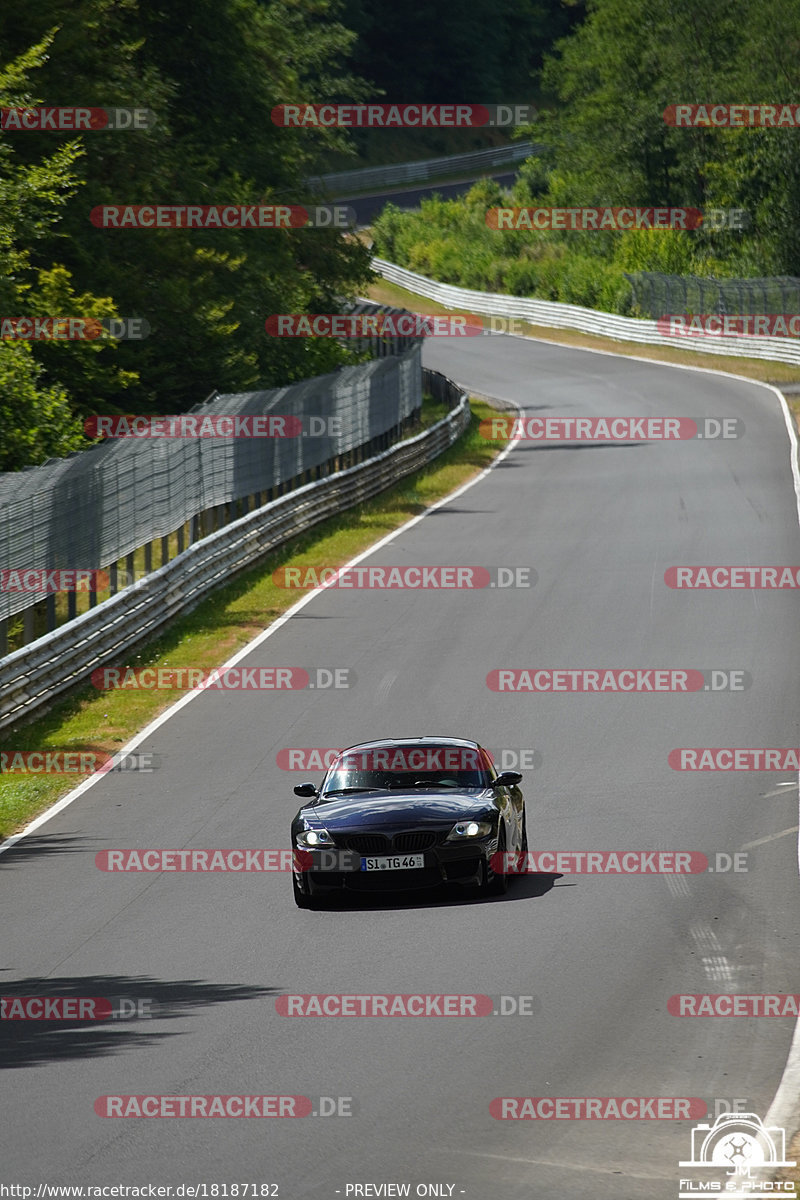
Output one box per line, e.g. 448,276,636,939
0,397,507,841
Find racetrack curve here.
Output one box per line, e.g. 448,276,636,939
2,333,800,1198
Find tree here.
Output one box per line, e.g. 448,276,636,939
0,36,129,469
0,0,374,424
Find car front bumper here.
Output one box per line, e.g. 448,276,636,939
294,841,495,893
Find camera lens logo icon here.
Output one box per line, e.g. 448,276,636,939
680,1112,796,1172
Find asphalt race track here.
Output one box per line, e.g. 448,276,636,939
336,171,518,225
3,334,800,1197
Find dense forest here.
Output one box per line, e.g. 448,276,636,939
3,0,797,470
0,0,586,469
373,0,800,314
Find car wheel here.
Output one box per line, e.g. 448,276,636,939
486,826,509,896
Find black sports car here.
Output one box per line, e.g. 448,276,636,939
290,736,526,907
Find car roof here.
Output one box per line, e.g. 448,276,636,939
335,736,481,755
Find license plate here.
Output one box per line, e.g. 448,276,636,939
361,854,425,872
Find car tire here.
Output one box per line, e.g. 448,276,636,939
486,826,509,896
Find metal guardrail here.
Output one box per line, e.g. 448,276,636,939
308,142,540,197
0,374,469,731
372,259,800,366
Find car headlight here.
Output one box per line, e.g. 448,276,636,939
445,819,494,841
296,826,335,848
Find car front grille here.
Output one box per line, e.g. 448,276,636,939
392,831,437,852
341,834,391,855
340,832,438,854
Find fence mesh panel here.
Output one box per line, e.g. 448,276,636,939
0,306,423,623
625,272,800,320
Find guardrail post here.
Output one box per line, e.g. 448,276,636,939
161,535,169,566
0,619,6,659
46,594,56,632
110,563,118,596
126,552,135,589
144,541,152,575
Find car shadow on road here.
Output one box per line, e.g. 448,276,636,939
0,975,280,1069
305,873,564,912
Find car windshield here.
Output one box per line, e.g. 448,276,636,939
321,746,491,796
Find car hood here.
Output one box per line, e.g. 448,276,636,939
299,790,496,830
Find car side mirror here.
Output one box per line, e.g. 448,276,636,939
293,782,318,798
492,771,522,788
